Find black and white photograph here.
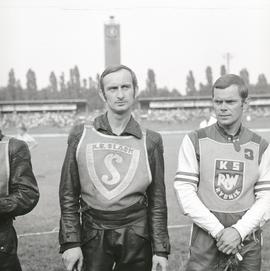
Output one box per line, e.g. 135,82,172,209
1,0,270,270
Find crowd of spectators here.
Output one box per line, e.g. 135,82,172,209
0,112,77,129
0,107,270,130
136,106,270,124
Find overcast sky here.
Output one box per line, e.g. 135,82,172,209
1,0,270,94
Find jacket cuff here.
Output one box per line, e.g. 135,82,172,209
210,224,224,238
153,241,171,255
59,242,81,254
59,230,81,244
154,252,168,259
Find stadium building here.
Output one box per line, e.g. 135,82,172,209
0,99,88,114
138,94,270,111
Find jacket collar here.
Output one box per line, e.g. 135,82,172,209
93,113,143,139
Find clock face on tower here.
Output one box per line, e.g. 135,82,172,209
106,26,118,38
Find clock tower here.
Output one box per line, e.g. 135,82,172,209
104,16,121,67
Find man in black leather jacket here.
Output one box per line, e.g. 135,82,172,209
59,65,170,271
0,130,39,271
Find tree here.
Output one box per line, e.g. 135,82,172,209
73,65,81,90
82,78,87,89
7,69,17,100
49,71,58,92
186,70,196,95
8,69,16,87
256,74,268,87
89,77,97,89
206,66,213,87
239,68,250,85
253,73,270,94
171,88,181,97
59,72,66,93
220,65,226,76
26,68,37,98
146,69,157,95
67,68,77,98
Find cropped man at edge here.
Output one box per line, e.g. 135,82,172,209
59,64,170,271
174,74,270,270
0,129,39,271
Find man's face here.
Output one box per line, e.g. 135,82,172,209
213,84,245,129
102,69,136,114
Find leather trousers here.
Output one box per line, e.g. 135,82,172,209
81,220,152,271
0,253,22,271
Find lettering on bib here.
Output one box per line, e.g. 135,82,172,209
214,159,244,200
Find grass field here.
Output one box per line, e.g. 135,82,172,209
11,119,270,271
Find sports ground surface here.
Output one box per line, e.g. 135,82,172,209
9,118,270,271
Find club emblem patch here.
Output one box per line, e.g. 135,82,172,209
86,143,140,200
214,159,244,200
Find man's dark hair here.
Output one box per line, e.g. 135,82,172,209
212,74,248,101
99,65,138,97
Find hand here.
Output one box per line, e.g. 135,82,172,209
216,227,242,255
152,255,168,271
62,247,83,271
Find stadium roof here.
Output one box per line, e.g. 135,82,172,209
138,94,270,102
0,99,88,105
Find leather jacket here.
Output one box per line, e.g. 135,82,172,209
0,133,39,254
59,114,170,256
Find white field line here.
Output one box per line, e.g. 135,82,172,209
18,224,190,238
8,127,270,138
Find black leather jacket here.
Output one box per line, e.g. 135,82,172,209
0,133,39,254
59,114,170,256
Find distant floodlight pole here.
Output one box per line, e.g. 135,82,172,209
223,52,233,74
104,16,121,67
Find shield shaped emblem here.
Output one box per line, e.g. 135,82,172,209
86,143,140,200
214,159,244,200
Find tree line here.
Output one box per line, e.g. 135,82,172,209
1,65,269,111
185,65,270,96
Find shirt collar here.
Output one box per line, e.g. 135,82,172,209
215,122,243,141
94,113,143,139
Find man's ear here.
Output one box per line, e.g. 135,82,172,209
242,97,249,112
99,88,106,102
134,87,139,99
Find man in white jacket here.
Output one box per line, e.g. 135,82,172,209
174,74,270,270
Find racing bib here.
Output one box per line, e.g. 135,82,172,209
76,126,152,211
198,138,258,213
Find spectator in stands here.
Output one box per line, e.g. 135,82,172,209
0,128,39,270
16,123,38,150
59,65,170,271
199,107,217,128
174,74,270,270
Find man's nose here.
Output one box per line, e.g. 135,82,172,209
116,88,124,98
220,101,227,111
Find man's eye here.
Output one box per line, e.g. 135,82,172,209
108,87,117,91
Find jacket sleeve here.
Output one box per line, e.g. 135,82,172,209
173,134,224,238
59,125,84,252
232,143,270,240
146,130,170,256
0,138,39,218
